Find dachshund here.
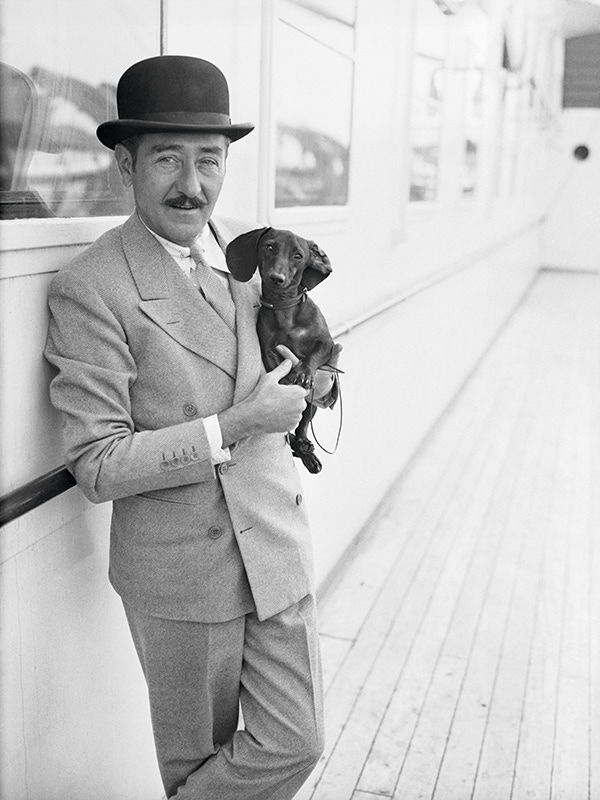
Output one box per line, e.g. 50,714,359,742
226,227,339,474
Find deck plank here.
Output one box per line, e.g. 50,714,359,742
302,355,533,800
467,283,579,800
434,343,560,800
301,271,598,800
359,374,541,799
549,289,594,800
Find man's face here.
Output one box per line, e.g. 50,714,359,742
116,132,228,246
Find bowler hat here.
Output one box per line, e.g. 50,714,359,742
96,55,254,149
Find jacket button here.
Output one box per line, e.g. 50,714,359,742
296,494,303,505
183,403,198,417
218,463,229,476
208,526,223,539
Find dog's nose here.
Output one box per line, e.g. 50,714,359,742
268,273,286,286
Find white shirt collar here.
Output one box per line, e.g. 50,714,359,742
139,214,228,274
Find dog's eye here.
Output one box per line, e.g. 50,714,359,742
265,243,274,251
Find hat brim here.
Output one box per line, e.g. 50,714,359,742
97,118,255,149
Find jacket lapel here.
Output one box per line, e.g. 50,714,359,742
229,274,264,403
121,213,238,379
209,218,265,403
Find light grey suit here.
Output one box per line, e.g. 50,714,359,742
45,212,324,798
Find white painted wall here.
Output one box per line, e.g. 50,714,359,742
540,108,600,270
1,498,164,800
303,221,542,589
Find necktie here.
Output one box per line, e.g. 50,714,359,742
189,242,236,331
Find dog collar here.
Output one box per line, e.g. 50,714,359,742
260,288,308,310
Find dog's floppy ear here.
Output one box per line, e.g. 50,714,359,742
225,227,271,282
301,241,332,291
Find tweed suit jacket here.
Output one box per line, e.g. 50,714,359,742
45,212,314,623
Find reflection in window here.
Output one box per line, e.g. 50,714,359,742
460,67,484,197
274,0,355,208
497,80,522,197
0,0,158,220
408,0,449,202
495,0,527,198
459,8,488,197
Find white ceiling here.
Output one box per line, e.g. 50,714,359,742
558,0,600,37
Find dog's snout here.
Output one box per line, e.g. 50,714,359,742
268,273,286,286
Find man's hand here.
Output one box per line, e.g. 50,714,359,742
275,343,343,403
218,359,308,447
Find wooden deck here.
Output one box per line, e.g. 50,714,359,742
299,269,599,800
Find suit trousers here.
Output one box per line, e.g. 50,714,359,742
124,594,325,799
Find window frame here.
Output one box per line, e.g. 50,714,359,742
0,0,168,259
265,0,357,228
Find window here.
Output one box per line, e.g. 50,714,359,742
457,7,488,197
0,0,159,220
273,0,356,209
564,34,600,108
408,0,450,202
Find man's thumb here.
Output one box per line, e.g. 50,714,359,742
270,358,293,379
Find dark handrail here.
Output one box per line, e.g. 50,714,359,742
0,466,76,527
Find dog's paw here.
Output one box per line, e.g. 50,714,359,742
289,435,322,474
303,452,323,473
290,365,314,392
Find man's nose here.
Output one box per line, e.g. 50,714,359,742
176,162,203,199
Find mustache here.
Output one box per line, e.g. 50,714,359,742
165,195,203,209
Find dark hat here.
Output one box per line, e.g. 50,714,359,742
96,55,254,149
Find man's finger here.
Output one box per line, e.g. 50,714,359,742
318,342,343,372
269,358,293,379
275,344,300,365
329,343,343,365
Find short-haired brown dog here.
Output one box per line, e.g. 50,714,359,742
226,226,338,473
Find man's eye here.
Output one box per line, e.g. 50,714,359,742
294,253,303,260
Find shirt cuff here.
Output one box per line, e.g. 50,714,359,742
203,414,231,465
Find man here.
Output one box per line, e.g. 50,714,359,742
45,55,340,799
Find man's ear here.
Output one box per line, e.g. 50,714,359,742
114,143,134,188
301,241,332,291
226,227,271,282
